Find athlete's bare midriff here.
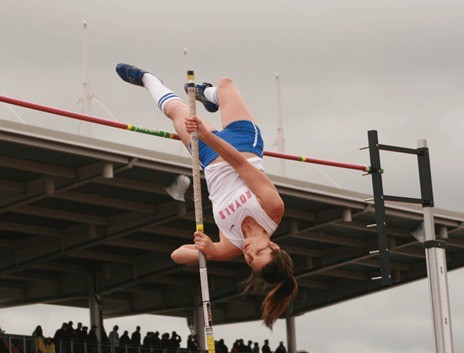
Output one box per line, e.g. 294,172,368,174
209,151,258,165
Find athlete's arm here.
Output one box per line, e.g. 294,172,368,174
185,116,284,223
171,244,202,265
170,231,242,265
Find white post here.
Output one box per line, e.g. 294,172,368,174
419,139,454,353
183,48,188,79
79,20,92,136
275,73,286,176
285,316,297,353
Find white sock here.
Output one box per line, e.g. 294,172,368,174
204,87,218,105
142,74,181,112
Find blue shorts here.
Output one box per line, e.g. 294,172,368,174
198,120,264,168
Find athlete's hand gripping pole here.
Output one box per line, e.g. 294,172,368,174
187,70,215,353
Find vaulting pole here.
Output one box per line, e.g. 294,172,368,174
0,94,370,172
186,71,215,353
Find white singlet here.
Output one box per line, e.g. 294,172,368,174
204,157,278,249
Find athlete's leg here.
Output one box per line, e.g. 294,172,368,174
115,64,216,149
142,74,216,149
215,77,254,129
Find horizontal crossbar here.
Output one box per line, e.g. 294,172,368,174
0,94,369,172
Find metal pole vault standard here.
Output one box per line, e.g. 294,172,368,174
418,139,454,353
0,95,370,172
368,130,454,353
186,71,215,353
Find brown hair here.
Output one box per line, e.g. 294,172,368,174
242,249,298,329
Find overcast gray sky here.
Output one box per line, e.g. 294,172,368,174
1,1,464,352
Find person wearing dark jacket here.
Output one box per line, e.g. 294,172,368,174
274,342,286,353
169,331,181,349
131,327,141,347
119,331,131,347
261,340,271,353
187,335,200,352
0,328,8,353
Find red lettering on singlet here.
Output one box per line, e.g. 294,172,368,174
218,189,254,221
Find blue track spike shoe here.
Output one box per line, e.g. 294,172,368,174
184,82,219,113
116,63,147,87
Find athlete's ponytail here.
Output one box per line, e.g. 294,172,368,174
242,249,298,329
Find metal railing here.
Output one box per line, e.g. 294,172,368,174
1,335,201,353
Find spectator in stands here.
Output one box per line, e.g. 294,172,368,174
44,338,56,353
75,323,82,337
74,323,85,353
274,342,286,353
87,326,98,353
142,332,152,348
142,331,156,349
0,328,7,353
261,340,271,353
119,331,131,347
32,325,45,353
252,343,259,353
169,331,181,349
109,326,119,353
231,342,239,353
161,333,170,350
187,335,200,353
237,340,246,353
152,332,161,348
68,322,76,340
54,323,71,353
4,338,20,353
88,325,98,342
80,327,88,342
82,327,89,351
109,326,119,344
0,327,20,353
131,327,141,347
216,339,228,353
245,341,253,353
